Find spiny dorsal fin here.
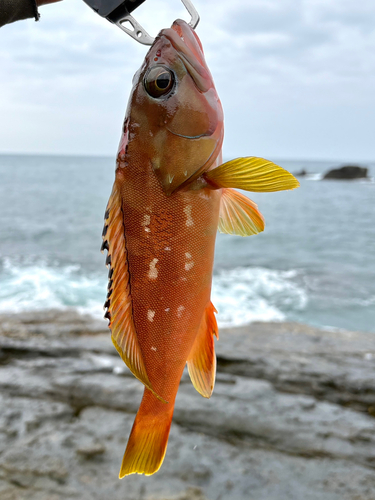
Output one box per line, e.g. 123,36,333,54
204,157,300,192
187,302,218,399
102,179,163,401
218,188,265,237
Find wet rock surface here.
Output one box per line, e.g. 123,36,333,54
1,310,375,500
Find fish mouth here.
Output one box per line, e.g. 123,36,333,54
158,20,213,93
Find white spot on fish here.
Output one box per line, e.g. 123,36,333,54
199,192,210,200
147,310,155,322
142,214,151,233
152,159,160,170
151,346,157,351
165,247,171,251
185,252,192,259
148,258,159,279
142,214,151,226
177,305,185,318
184,205,194,227
184,170,188,176
185,261,194,271
167,173,175,184
165,308,170,312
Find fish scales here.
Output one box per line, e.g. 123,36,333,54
102,19,299,477
120,158,221,396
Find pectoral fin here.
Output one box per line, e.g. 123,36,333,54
204,157,300,192
102,178,164,402
187,302,218,399
219,188,265,237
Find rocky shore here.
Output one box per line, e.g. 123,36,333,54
1,310,375,500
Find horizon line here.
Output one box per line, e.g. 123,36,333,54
0,151,373,165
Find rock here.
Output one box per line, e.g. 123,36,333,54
1,311,375,499
323,165,368,180
76,443,106,459
150,487,208,500
294,169,308,177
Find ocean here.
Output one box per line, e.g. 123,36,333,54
0,154,374,333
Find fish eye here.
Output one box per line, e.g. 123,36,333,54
144,66,175,99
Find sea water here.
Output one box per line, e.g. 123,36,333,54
0,154,374,333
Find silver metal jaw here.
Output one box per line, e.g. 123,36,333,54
82,0,200,45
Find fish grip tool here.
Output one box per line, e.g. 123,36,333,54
82,0,200,45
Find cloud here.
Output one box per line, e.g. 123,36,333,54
0,0,374,160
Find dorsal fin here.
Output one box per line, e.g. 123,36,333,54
102,177,163,401
219,188,265,237
187,302,218,398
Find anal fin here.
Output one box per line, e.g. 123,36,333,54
219,188,265,237
187,302,218,399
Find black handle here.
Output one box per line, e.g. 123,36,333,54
82,0,147,19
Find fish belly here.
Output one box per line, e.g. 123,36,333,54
119,161,221,403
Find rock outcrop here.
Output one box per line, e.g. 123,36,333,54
323,165,368,180
1,310,375,500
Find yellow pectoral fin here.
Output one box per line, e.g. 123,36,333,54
204,157,300,192
102,178,165,403
187,302,218,399
219,188,265,237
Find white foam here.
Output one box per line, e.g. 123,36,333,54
0,259,308,328
0,258,104,316
212,266,308,327
305,173,323,181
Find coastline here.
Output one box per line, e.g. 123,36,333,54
1,310,375,500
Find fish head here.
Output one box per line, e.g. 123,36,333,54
123,19,224,195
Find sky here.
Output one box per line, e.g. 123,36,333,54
0,0,374,161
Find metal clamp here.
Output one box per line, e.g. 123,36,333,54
83,0,200,45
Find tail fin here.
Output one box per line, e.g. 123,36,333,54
119,389,174,477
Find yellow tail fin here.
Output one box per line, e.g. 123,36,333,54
119,389,174,477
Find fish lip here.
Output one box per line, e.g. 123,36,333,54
158,26,212,93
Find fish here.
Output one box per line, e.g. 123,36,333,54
101,19,299,478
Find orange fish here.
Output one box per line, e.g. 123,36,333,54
101,19,299,477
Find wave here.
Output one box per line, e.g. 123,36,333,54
305,173,323,181
212,267,307,327
305,174,375,183
0,258,104,317
0,259,308,327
